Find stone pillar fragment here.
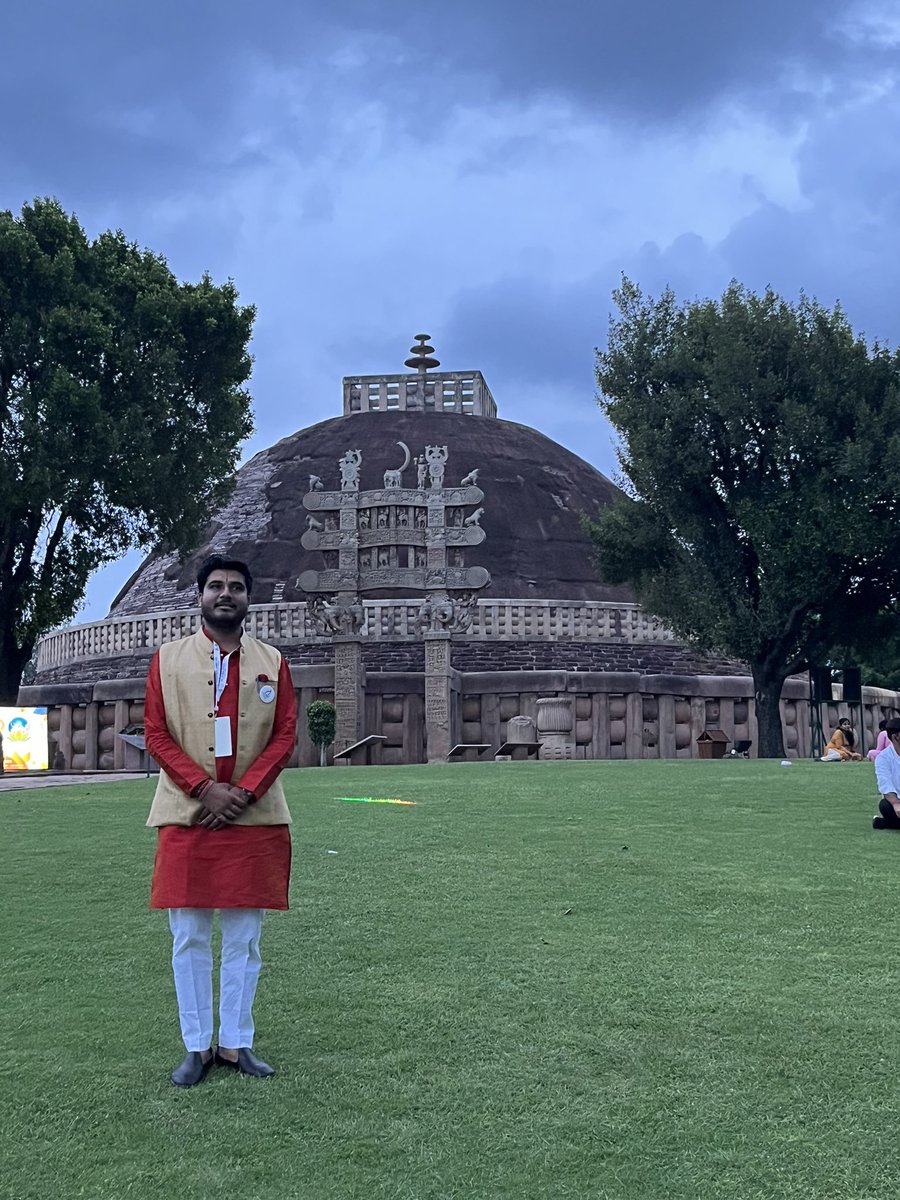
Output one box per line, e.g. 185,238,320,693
536,696,574,760
508,715,537,742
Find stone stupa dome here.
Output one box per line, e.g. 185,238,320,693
110,409,633,617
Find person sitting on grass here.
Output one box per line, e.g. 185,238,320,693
821,717,863,761
868,719,890,762
874,719,900,829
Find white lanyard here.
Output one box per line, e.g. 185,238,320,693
212,642,231,716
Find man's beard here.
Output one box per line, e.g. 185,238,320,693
201,600,245,631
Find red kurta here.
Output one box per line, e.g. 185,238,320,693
147,632,296,910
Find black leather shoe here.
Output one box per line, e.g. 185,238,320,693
171,1050,213,1087
215,1047,275,1077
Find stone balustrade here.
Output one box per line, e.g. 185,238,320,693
36,599,676,673
342,371,497,418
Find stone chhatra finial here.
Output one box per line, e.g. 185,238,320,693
404,333,440,372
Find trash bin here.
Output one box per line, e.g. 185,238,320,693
697,730,730,759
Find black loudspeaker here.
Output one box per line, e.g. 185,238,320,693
843,667,862,705
811,666,833,703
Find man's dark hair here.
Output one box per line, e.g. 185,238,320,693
196,555,253,595
886,717,900,738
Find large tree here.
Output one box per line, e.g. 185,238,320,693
586,279,900,757
0,198,255,700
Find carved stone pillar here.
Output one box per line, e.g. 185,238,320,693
424,633,452,763
334,637,364,752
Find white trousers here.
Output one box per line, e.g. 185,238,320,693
168,908,265,1052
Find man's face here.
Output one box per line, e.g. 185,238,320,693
199,569,250,628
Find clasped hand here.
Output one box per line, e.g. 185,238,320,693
197,782,249,831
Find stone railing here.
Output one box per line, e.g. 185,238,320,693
36,599,675,672
342,371,497,418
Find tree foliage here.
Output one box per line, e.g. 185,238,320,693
831,610,900,694
306,700,336,767
0,198,255,699
586,278,900,757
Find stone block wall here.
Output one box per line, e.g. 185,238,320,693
24,668,900,773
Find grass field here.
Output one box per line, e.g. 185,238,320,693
2,759,897,1200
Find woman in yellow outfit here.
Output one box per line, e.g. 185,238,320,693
822,717,863,761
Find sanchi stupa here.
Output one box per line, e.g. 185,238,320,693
21,337,898,767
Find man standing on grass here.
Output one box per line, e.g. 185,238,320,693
145,555,297,1087
873,718,900,830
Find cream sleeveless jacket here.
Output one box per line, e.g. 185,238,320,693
146,629,291,828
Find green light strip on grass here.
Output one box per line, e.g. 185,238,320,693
335,797,416,806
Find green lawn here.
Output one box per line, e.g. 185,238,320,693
2,759,896,1200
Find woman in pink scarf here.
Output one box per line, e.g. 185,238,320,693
868,720,890,761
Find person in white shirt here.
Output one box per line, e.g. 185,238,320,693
874,718,900,829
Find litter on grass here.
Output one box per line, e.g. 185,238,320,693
335,796,417,806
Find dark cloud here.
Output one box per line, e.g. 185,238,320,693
325,0,857,119
663,84,900,346
1,0,870,212
2,1,330,205
593,80,900,351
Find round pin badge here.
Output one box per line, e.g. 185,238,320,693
259,684,276,703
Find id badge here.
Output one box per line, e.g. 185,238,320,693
214,715,233,758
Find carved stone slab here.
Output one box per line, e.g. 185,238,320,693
301,530,357,550
298,566,490,593
440,526,486,546
302,525,486,551
302,490,344,509
303,486,484,511
296,569,359,593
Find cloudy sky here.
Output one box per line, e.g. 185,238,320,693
4,0,899,620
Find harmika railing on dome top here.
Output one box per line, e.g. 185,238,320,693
35,600,675,671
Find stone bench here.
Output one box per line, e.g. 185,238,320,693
448,743,492,763
334,735,387,766
116,729,156,775
494,741,542,761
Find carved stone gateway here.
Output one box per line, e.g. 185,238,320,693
298,442,491,759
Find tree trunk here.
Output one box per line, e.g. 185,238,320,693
0,625,31,703
319,743,326,768
752,667,787,758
